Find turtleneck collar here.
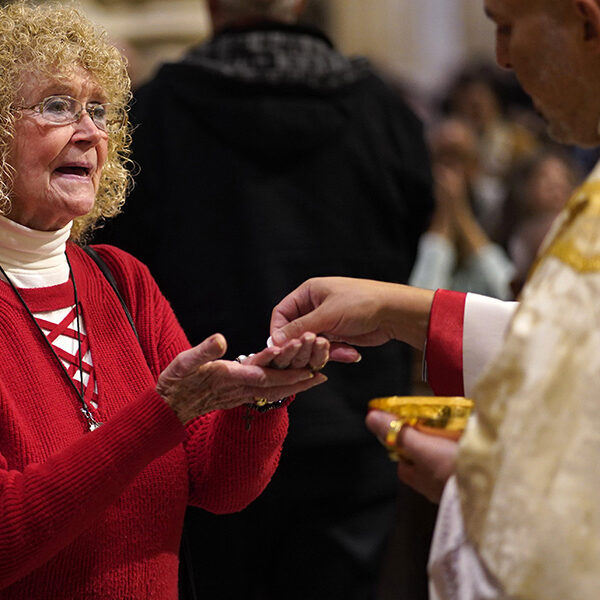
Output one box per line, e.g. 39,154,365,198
0,214,71,287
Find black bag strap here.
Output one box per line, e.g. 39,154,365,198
82,246,139,341
82,245,199,600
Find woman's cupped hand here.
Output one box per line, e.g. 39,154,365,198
157,332,329,425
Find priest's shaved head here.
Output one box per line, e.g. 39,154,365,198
485,0,600,145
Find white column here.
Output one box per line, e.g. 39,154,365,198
410,0,465,93
328,0,494,96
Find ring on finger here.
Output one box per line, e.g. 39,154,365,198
383,419,408,462
253,396,269,407
384,419,403,449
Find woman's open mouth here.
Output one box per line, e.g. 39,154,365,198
55,164,92,177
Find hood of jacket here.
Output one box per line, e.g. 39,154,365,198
147,23,373,161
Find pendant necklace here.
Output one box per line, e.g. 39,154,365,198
0,254,103,432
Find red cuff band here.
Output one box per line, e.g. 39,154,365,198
425,289,466,396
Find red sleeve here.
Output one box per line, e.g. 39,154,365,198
184,403,290,513
90,244,290,514
425,289,466,396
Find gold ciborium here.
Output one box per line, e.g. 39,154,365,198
368,396,473,441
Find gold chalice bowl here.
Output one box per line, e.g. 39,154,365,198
369,396,474,461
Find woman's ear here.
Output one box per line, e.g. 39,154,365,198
574,0,600,47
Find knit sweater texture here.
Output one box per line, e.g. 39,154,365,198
0,243,288,599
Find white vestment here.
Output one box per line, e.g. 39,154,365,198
430,163,600,599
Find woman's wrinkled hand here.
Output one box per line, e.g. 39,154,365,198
157,333,329,425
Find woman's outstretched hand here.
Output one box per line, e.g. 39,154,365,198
157,333,329,425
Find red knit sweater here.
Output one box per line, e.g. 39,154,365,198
0,243,289,599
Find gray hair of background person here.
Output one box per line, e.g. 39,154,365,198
213,0,303,21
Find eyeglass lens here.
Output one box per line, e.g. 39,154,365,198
40,96,120,132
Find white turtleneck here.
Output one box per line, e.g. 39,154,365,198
0,214,70,287
0,214,97,405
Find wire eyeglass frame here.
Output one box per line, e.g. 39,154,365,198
17,94,125,133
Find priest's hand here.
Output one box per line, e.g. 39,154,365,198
366,409,458,504
270,277,434,362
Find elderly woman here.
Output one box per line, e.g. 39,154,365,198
0,3,329,598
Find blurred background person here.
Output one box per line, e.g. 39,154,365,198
441,61,540,238
98,0,435,598
500,150,583,295
409,117,515,300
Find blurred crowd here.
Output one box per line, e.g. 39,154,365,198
409,59,586,300
119,8,583,304
124,41,584,304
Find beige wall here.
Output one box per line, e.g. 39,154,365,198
78,0,497,91
79,0,211,86
328,0,496,95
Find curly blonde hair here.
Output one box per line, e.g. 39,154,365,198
0,1,133,242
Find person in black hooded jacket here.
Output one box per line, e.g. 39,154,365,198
99,1,435,598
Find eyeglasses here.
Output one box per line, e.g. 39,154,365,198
18,95,125,133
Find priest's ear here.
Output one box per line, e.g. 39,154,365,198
574,0,600,49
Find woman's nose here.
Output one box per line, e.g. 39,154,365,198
72,110,106,142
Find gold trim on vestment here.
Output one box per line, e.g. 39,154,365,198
530,180,600,275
